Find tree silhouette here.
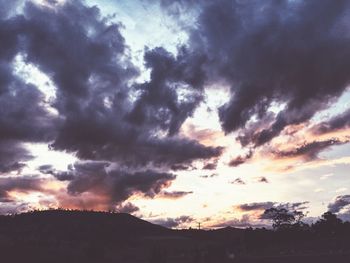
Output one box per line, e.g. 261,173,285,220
314,211,343,236
262,207,305,230
319,211,342,225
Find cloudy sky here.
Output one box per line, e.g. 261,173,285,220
1,0,350,229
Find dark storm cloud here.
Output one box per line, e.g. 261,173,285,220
115,202,140,214
200,173,218,179
0,0,226,213
313,108,350,134
283,201,309,211
151,215,194,228
75,136,223,168
256,176,269,183
228,150,253,167
236,201,309,213
273,138,348,160
162,0,350,147
0,0,223,178
0,201,32,215
0,5,54,173
0,82,57,142
202,160,217,170
328,195,350,213
22,0,133,99
236,202,275,212
235,113,276,148
46,161,177,205
127,47,207,136
230,178,245,185
0,4,58,144
70,170,175,203
39,163,79,181
170,164,193,171
0,2,58,174
0,176,44,201
0,0,23,18
158,190,193,199
21,0,222,167
0,141,32,174
20,0,139,159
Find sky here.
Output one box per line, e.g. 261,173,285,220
0,0,350,229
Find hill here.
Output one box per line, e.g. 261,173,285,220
0,210,177,262
0,210,172,240
0,210,238,262
1,210,350,263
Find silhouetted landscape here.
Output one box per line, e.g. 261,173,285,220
1,209,350,262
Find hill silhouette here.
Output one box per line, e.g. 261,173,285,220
0,210,350,263
0,210,179,263
0,209,171,240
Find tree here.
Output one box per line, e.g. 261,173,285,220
314,211,343,236
319,211,342,225
262,208,305,230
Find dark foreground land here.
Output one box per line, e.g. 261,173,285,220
0,210,350,263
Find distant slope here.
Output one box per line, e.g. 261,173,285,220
0,210,173,242
1,210,349,263
0,210,251,263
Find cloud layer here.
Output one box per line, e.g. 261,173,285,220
0,0,224,213
1,0,350,217
163,0,350,149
